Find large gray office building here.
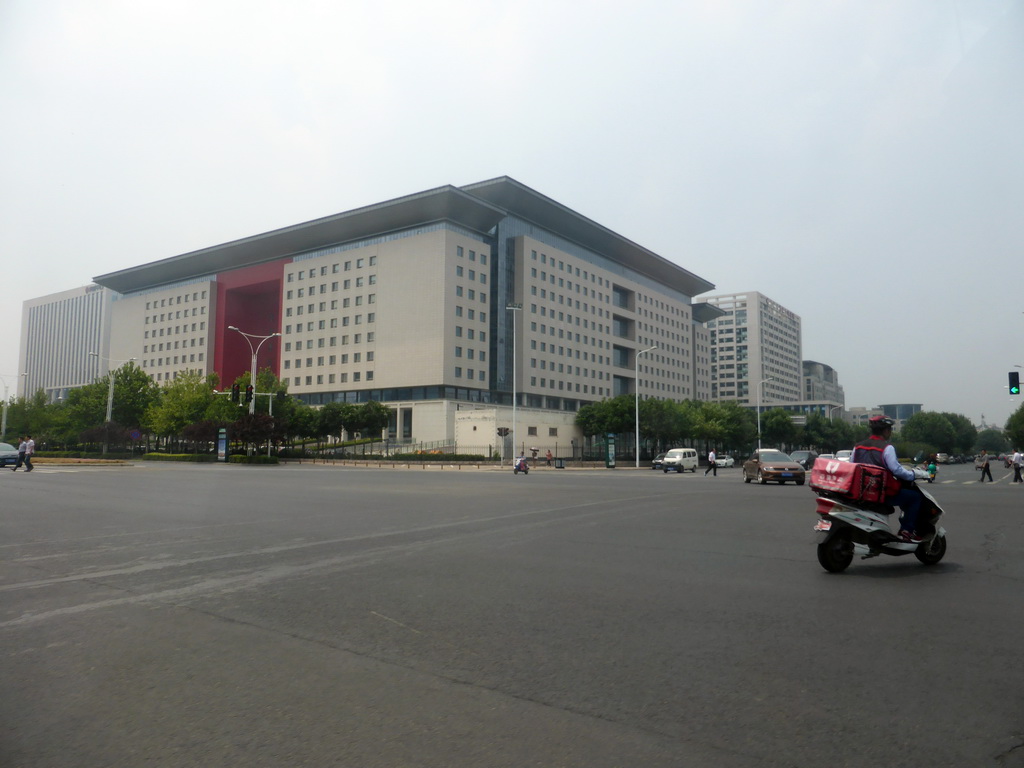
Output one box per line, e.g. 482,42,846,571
19,177,724,449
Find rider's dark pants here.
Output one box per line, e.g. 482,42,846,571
890,487,921,533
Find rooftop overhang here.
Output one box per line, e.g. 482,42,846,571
94,186,507,294
692,302,727,324
461,177,715,299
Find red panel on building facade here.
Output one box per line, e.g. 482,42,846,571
213,260,288,387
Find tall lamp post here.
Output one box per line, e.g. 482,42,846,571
0,372,28,440
89,353,137,455
756,376,777,450
634,345,657,468
505,303,522,460
228,326,281,415
828,405,844,423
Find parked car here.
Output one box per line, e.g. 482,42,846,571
662,448,699,473
714,455,735,468
742,449,806,485
935,453,950,464
834,450,853,462
789,450,819,470
0,442,19,468
651,453,666,470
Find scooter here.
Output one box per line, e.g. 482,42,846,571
813,470,947,573
513,457,529,475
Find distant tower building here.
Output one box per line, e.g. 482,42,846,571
703,292,802,408
20,285,115,401
803,360,845,406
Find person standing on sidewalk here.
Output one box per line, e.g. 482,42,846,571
704,449,717,477
978,450,993,483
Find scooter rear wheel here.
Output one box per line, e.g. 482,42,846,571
914,534,946,565
817,529,854,573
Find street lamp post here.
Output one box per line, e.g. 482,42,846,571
227,326,281,416
757,377,777,450
828,405,844,423
505,304,522,461
0,373,28,440
634,345,657,468
88,354,136,455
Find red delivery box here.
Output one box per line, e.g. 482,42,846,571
809,458,899,503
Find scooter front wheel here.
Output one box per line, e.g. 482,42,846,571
817,528,854,573
914,534,946,565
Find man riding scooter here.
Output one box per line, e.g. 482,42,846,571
849,415,921,543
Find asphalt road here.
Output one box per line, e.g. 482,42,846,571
1,461,1023,767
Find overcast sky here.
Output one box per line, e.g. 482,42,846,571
2,0,1021,427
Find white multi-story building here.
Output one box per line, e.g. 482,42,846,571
703,291,803,408
21,177,724,448
19,285,115,402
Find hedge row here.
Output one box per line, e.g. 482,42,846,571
36,451,137,460
141,453,218,462
138,453,280,464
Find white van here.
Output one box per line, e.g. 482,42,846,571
662,448,699,473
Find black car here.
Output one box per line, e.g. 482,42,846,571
0,442,19,468
789,450,819,470
651,452,666,470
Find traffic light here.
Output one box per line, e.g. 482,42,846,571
1011,371,1021,395
230,384,240,402
245,384,254,403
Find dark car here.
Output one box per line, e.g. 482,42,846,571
789,450,819,470
742,449,806,485
0,442,19,468
651,452,666,470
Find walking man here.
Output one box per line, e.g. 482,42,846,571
23,435,34,472
1012,449,1023,484
12,436,26,471
705,449,717,477
978,450,993,483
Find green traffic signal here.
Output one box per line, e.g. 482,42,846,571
1011,371,1021,395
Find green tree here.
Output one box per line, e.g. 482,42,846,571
900,411,957,453
575,402,604,437
1006,404,1024,452
716,400,756,452
59,383,109,441
109,362,160,429
360,401,391,440
639,398,688,453
977,427,1009,454
802,414,829,451
146,371,217,439
320,401,358,441
288,403,321,446
939,412,977,455
693,401,731,448
574,395,635,437
761,408,800,450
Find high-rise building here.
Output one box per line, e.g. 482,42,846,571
20,285,115,402
803,360,845,405
20,177,724,445
703,292,802,407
